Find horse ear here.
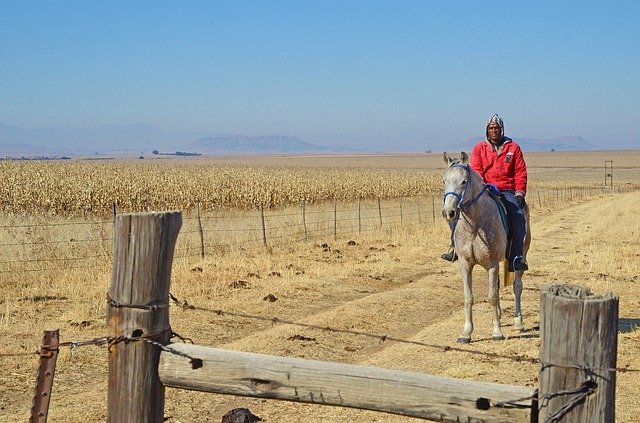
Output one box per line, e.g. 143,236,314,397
460,151,469,165
443,151,452,166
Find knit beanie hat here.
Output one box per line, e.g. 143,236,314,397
485,113,505,139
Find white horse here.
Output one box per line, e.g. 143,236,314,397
442,151,530,343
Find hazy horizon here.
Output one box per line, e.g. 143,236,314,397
2,1,639,151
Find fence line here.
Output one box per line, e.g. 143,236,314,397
0,187,636,275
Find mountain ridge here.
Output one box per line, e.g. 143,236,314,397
0,122,629,157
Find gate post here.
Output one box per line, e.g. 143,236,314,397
539,284,618,422
107,211,182,422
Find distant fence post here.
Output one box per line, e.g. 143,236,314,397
539,284,618,422
431,195,436,224
333,198,337,241
107,211,182,423
196,199,205,258
377,198,382,228
358,197,362,234
301,200,308,243
260,205,267,247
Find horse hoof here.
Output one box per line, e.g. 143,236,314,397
514,317,525,332
492,335,505,341
457,336,471,344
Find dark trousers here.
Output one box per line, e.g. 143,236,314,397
500,190,526,260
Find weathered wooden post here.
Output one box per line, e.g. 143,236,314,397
260,205,267,246
301,200,308,243
333,198,337,241
358,197,362,234
196,199,205,258
107,211,182,423
539,284,618,422
431,195,435,224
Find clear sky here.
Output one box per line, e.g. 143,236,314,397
1,1,639,150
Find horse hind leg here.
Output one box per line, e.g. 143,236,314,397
513,270,525,332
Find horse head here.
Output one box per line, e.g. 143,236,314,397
442,151,470,222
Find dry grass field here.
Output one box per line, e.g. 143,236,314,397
1,150,639,422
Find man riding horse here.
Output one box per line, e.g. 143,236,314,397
442,113,529,272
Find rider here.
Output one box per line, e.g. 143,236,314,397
442,113,529,272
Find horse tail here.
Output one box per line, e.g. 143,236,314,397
501,259,514,288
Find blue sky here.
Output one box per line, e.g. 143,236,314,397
1,1,639,150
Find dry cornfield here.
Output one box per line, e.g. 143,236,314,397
1,151,639,422
1,150,638,218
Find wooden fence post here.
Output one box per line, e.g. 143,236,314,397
260,205,267,247
431,195,436,224
107,211,182,423
377,198,382,228
196,199,205,258
539,284,618,422
301,200,308,243
358,197,362,234
333,198,337,241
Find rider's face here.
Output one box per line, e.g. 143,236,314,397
487,123,502,143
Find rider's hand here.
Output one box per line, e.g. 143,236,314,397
515,194,525,208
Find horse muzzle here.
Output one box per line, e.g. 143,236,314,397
442,208,459,222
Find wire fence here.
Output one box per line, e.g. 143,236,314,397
0,185,634,275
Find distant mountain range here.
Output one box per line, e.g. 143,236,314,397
0,123,342,157
186,135,332,154
0,122,623,158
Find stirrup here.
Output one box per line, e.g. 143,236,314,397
441,248,458,262
509,256,528,272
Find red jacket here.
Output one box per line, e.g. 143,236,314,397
470,138,527,195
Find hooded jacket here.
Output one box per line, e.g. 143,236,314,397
470,138,527,195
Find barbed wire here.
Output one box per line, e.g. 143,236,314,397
167,293,539,364
540,381,597,423
167,293,640,374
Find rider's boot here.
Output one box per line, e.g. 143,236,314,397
441,246,458,262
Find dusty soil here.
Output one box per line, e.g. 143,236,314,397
1,191,639,422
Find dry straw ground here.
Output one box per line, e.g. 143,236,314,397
1,151,639,422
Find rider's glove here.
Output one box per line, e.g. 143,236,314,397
515,194,525,209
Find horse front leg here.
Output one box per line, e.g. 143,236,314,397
488,265,504,340
458,263,474,343
513,270,525,332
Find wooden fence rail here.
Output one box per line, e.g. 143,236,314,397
158,344,533,422
107,211,618,422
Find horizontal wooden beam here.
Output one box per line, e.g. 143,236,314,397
159,344,534,422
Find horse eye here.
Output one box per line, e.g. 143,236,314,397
462,179,467,185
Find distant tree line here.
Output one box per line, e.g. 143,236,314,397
151,150,202,157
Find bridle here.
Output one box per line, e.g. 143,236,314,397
443,164,491,213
